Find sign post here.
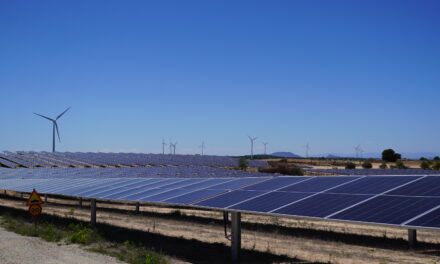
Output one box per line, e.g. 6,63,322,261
26,189,44,217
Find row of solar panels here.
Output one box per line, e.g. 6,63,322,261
0,152,267,168
2,175,440,229
0,167,274,179
306,168,440,176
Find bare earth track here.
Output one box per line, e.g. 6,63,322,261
0,226,125,264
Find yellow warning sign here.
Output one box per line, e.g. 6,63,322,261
26,189,44,206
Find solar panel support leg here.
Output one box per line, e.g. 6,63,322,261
79,198,83,207
90,199,97,227
44,194,48,203
408,229,417,249
231,212,241,262
135,202,140,214
20,193,23,199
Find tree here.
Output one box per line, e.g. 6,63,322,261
382,149,401,162
362,161,373,169
238,157,248,171
434,156,440,161
420,160,431,170
379,162,388,169
345,162,356,169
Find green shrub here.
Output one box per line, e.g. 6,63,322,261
361,161,373,169
420,160,431,170
395,160,407,169
379,163,388,169
433,161,440,170
67,223,101,245
434,156,440,161
238,157,248,171
345,162,356,169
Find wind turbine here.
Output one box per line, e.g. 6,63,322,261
162,138,167,155
172,142,177,155
34,107,70,152
354,144,363,159
262,142,268,155
199,141,206,156
169,140,173,154
303,143,310,158
248,136,258,159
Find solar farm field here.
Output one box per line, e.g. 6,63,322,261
1,152,440,263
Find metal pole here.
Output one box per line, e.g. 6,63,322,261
408,229,417,249
90,199,96,227
44,194,48,203
79,197,83,207
135,202,140,214
231,212,241,262
52,123,55,152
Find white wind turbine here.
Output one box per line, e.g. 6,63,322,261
248,136,258,159
34,107,71,152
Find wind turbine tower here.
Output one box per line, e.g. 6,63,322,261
34,107,70,152
172,142,177,155
162,139,167,155
248,136,258,159
262,142,268,155
199,142,206,156
354,145,364,159
304,143,310,158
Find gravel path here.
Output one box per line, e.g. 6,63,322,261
0,227,125,264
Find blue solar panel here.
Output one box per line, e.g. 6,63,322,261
387,176,440,197
278,176,360,193
195,190,266,208
102,179,181,199
90,179,157,198
406,206,440,228
326,176,421,195
229,192,312,212
272,193,372,217
330,195,440,224
242,177,310,191
209,178,269,190
164,189,227,204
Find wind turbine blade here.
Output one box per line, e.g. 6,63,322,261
56,107,71,120
55,122,61,142
34,113,54,122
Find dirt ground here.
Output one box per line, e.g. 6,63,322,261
1,192,440,264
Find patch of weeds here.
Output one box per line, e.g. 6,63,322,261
1,213,63,242
67,223,102,245
91,240,168,264
65,208,76,217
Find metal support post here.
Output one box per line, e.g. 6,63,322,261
90,199,97,227
44,194,48,203
135,202,140,214
20,192,23,199
79,197,83,207
231,212,241,262
408,229,417,249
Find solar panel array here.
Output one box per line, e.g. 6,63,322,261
0,152,268,168
2,173,440,230
0,167,274,179
305,168,440,176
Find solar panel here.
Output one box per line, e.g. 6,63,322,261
4,174,440,232
272,193,373,217
330,196,440,225
326,176,421,194
387,176,440,196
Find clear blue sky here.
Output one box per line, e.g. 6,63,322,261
1,0,439,156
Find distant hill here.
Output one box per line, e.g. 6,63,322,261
326,154,342,159
271,152,302,158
